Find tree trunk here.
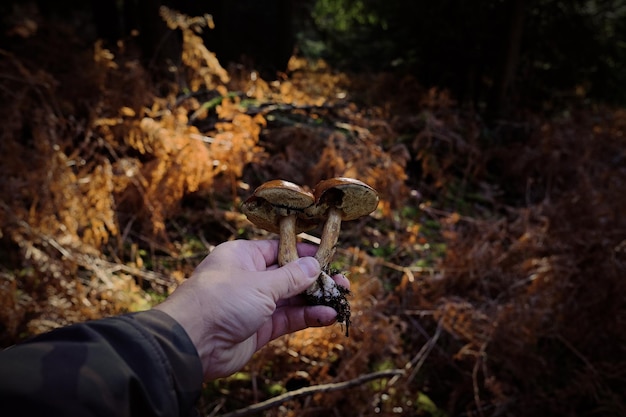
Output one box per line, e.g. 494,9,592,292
489,0,526,119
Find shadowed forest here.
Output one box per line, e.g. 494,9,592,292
1,1,625,416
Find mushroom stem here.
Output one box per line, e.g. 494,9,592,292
277,215,298,266
314,207,343,270
303,207,343,297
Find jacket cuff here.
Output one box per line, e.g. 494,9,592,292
123,310,204,415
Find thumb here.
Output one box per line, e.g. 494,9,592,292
262,257,320,301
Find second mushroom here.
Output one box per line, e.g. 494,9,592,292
304,178,379,334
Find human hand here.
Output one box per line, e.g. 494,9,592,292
154,239,349,380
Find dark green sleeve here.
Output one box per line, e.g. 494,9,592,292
0,310,203,417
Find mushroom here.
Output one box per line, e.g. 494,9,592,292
241,180,317,266
302,177,379,335
241,177,379,337
308,177,379,270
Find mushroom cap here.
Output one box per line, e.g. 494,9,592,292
241,180,317,234
253,180,315,211
308,177,379,220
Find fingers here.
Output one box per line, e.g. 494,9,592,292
222,239,319,268
260,305,338,344
244,239,280,266
331,273,350,290
296,242,318,258
275,272,350,308
260,257,321,301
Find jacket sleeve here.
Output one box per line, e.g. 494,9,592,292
0,310,203,417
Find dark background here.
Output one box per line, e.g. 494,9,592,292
3,0,624,116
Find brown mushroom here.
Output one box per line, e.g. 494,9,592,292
241,180,316,266
307,177,379,269
302,177,379,335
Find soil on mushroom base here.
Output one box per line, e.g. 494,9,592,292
303,272,352,337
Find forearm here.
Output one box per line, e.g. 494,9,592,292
0,310,203,417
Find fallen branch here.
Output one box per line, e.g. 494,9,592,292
212,369,404,417
2,204,175,289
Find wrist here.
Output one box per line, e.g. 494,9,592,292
153,285,214,377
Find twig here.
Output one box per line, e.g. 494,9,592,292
419,203,478,223
206,398,226,417
214,369,404,417
378,259,437,280
365,319,443,413
406,320,443,383
98,260,174,287
556,334,598,375
245,100,349,116
383,319,442,390
472,341,488,417
189,92,239,123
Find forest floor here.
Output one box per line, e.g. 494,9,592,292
1,8,625,417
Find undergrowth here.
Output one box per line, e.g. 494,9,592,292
1,6,624,417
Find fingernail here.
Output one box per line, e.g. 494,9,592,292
321,311,338,326
295,257,320,279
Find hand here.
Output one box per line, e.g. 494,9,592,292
154,239,349,380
